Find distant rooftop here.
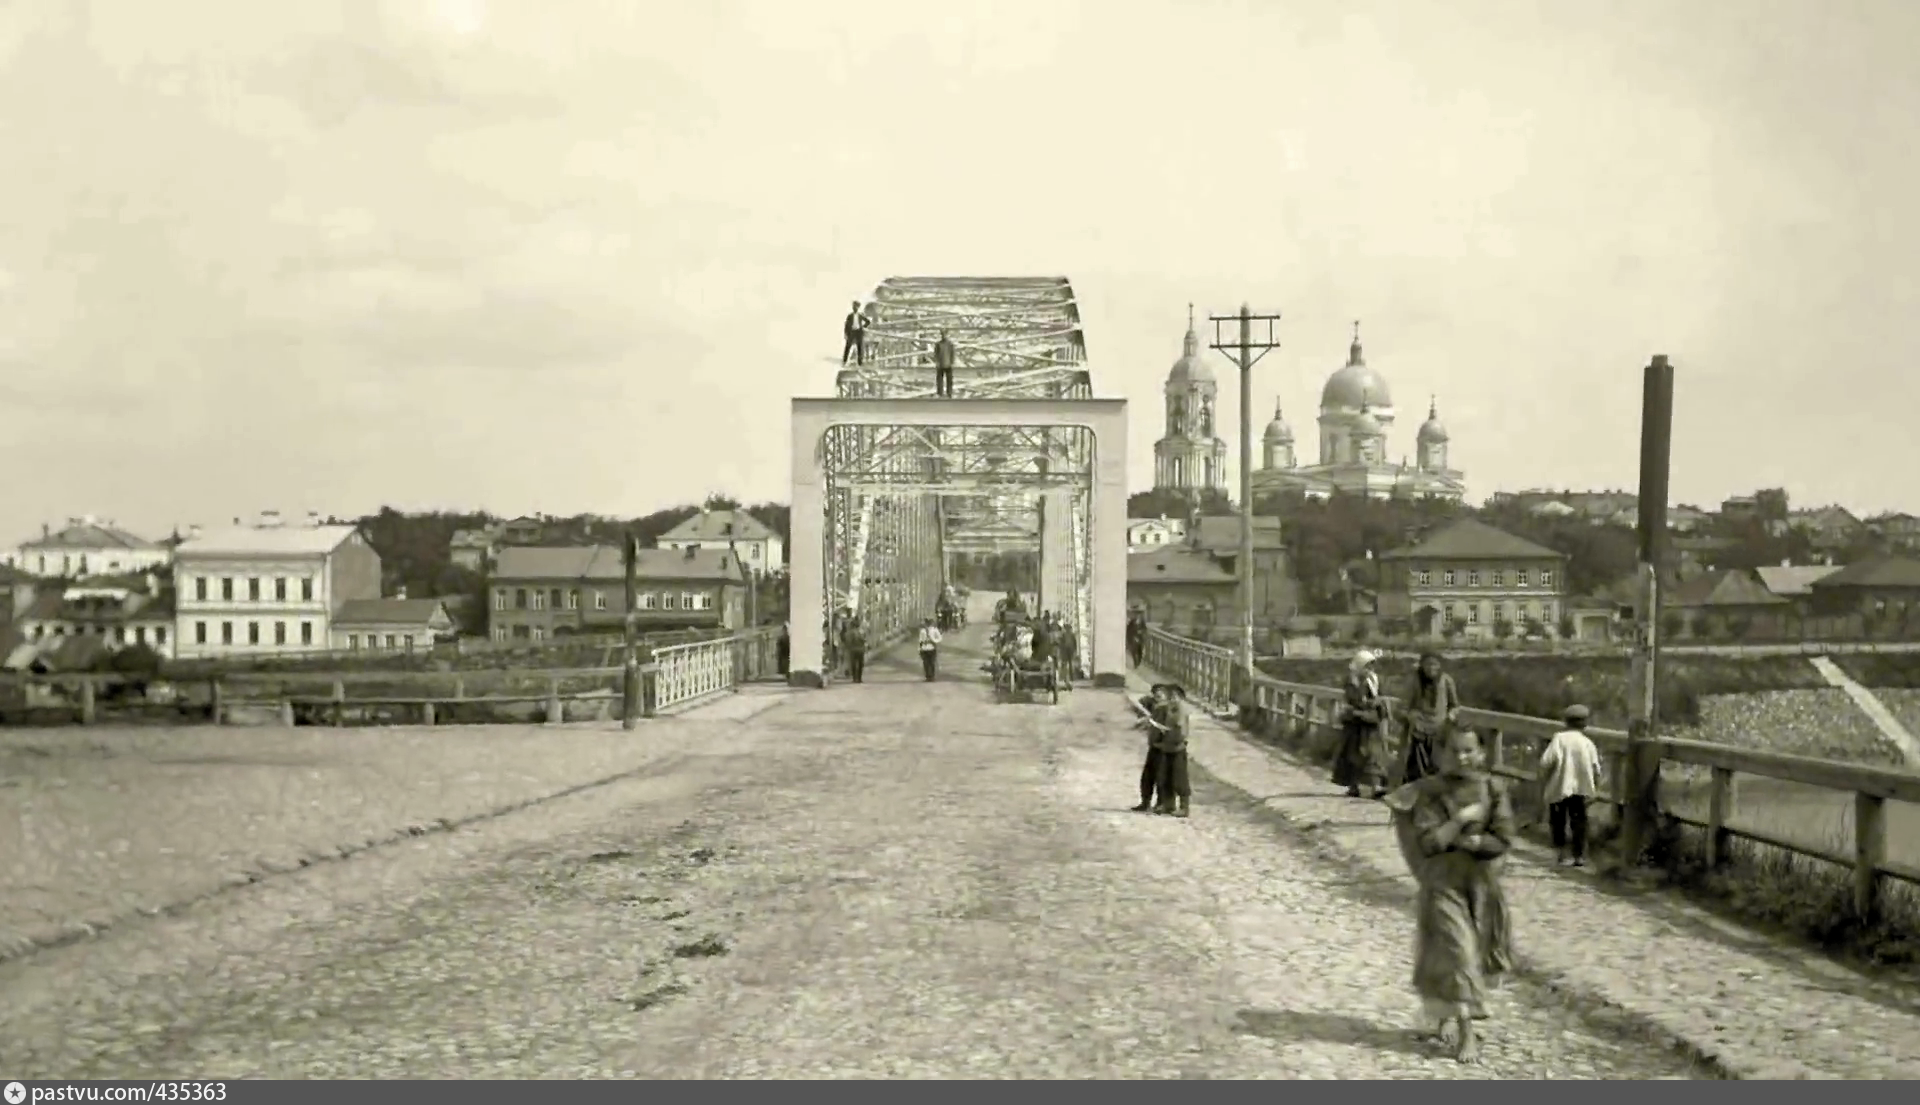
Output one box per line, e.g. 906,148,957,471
20,518,160,551
494,544,746,583
175,523,360,557
661,509,777,543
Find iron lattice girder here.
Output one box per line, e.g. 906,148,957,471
836,275,1092,400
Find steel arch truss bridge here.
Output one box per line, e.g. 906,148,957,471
791,277,1129,688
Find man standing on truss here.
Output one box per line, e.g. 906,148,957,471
932,329,956,397
841,300,868,366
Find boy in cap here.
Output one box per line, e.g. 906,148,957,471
1131,684,1170,812
1539,704,1603,867
1147,682,1193,818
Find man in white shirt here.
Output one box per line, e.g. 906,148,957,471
1539,703,1604,867
917,617,942,682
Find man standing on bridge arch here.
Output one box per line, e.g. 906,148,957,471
842,300,868,366
933,329,956,397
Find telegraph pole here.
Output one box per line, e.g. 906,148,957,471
621,529,640,730
1207,304,1282,677
1620,356,1675,864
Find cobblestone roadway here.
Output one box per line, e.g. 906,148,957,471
0,633,1700,1079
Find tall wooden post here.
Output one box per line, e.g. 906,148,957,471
1205,303,1282,686
1621,355,1675,865
621,530,640,730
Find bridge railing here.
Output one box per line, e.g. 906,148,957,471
650,627,782,713
1143,626,1920,926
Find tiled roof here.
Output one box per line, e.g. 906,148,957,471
1754,565,1842,597
1379,519,1565,562
1668,570,1788,608
175,524,361,557
1128,548,1236,584
20,522,161,551
494,544,745,583
1810,556,1920,589
1189,515,1284,552
334,598,452,626
660,509,777,543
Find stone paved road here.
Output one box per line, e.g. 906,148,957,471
0,633,1702,1079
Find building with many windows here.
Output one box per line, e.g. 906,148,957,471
1376,519,1567,638
658,508,785,575
6,517,170,578
172,513,380,657
10,574,177,658
489,544,747,643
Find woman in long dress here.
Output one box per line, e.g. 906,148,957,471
1331,649,1390,799
1401,652,1460,785
1383,728,1516,1064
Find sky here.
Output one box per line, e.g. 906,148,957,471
4,0,1918,539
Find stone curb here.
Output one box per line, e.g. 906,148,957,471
1120,671,1829,1081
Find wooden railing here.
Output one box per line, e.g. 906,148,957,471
3,627,787,728
1143,626,1920,925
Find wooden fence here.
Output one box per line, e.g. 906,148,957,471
1142,626,1920,926
2,628,785,728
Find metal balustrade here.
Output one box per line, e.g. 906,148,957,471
650,635,741,712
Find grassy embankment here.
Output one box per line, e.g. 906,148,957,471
1252,651,1920,970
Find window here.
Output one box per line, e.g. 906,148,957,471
220,577,234,600
156,626,167,645
62,555,72,574
1490,570,1505,587
301,577,314,601
1414,570,1432,587
690,592,712,610
384,634,397,649
1466,605,1480,625
640,593,658,610
220,621,234,645
195,577,208,601
531,590,546,610
300,621,313,645
549,588,563,610
494,588,508,610
512,625,531,640
195,622,208,645
748,544,761,560
1543,601,1558,623
248,578,261,601
1466,570,1481,587
530,626,545,643
515,588,529,609
135,626,148,644
1540,570,1555,588
247,621,260,645
403,635,416,652
1443,603,1457,625
274,621,287,645
566,589,580,610
492,626,509,642
594,590,608,610
1442,570,1456,587
662,593,680,610
35,555,45,573
348,634,360,650
114,627,127,643
275,577,288,601
1516,568,1531,587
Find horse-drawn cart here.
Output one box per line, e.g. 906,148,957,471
991,654,1060,704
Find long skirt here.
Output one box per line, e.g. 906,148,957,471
1331,722,1389,789
1412,856,1512,1024
1402,727,1438,785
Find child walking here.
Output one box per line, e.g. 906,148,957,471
1539,704,1603,867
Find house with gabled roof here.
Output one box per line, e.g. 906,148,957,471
331,597,457,653
1126,514,1298,636
1807,556,1920,624
658,508,785,575
6,516,169,578
1376,518,1569,638
1666,569,1790,637
171,514,380,658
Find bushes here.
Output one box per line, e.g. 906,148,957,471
1255,654,1839,728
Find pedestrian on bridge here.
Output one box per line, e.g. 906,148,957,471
1125,610,1146,668
1057,620,1079,688
1145,683,1192,818
1401,652,1460,785
933,330,956,396
917,617,942,681
1332,649,1391,800
1383,727,1515,1065
1538,704,1602,868
844,620,868,683
1131,684,1170,812
842,300,869,366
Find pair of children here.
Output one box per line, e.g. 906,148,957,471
1132,682,1191,818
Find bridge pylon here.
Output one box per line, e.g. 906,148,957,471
790,277,1127,687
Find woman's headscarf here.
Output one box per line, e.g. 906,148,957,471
1350,648,1378,673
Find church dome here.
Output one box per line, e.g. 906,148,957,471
1165,306,1213,388
1263,400,1294,444
1417,397,1449,444
1319,322,1393,411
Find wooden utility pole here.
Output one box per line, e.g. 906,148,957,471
1620,355,1676,863
621,529,640,730
1207,304,1282,677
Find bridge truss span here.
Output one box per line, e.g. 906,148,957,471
791,278,1127,688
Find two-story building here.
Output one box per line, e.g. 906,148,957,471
489,544,747,643
172,513,381,658
1376,518,1568,638
11,574,178,658
1126,515,1298,638
658,509,785,576
6,517,170,578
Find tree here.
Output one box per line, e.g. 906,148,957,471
1491,617,1514,641
1660,609,1687,640
1557,613,1577,640
1522,616,1547,640
1128,487,1231,520
1724,612,1754,640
